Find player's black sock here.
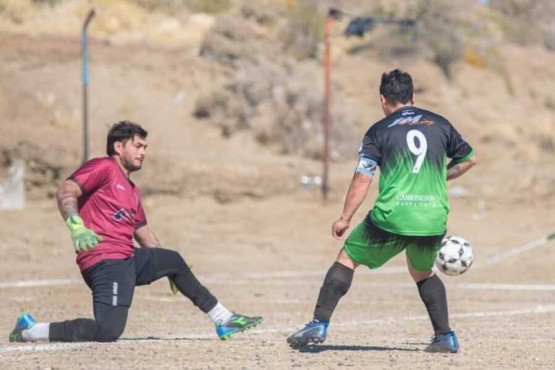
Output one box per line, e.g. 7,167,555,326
313,262,354,322
417,274,450,335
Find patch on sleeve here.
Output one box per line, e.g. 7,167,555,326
355,156,378,177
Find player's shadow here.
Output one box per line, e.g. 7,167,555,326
296,344,419,353
120,336,213,342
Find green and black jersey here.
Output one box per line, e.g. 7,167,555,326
357,106,474,236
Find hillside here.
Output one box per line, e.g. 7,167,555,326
0,0,554,207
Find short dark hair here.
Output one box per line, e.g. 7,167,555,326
106,121,148,156
379,69,414,105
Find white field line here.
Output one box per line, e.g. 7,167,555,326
2,275,555,292
352,282,555,292
245,266,406,278
334,304,555,329
0,268,405,290
2,231,554,290
1,232,553,288
2,304,555,355
139,295,309,304
483,231,555,266
0,279,82,288
0,342,94,354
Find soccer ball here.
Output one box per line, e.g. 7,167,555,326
435,235,474,276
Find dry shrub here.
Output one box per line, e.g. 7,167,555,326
343,0,463,79
1,141,69,199
200,15,275,63
31,0,62,6
194,58,357,159
489,0,555,23
489,0,555,47
279,1,325,60
411,0,463,79
130,0,232,14
92,1,147,35
240,0,284,26
545,26,555,51
202,0,325,64
0,0,37,23
463,47,488,69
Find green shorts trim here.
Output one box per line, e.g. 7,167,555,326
344,216,444,272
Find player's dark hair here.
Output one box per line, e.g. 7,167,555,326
106,121,148,156
379,69,414,105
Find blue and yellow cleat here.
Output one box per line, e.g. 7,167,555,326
9,313,36,343
425,330,459,353
216,313,263,340
287,320,328,348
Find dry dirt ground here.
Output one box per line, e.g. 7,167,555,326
0,28,555,370
0,193,554,370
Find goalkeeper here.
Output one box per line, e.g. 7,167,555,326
9,121,262,343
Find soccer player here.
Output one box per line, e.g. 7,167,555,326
10,121,262,343
287,69,477,353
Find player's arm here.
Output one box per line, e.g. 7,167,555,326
134,225,162,248
332,156,376,240
56,180,82,220
446,154,477,181
339,172,373,222
56,179,102,251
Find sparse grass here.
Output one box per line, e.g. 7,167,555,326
131,0,232,14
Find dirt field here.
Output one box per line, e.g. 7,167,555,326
1,188,554,369
1,2,555,368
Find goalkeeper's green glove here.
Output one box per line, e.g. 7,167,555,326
169,279,179,295
66,215,102,252
168,263,193,295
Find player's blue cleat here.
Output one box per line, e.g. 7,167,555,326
425,330,459,353
287,320,328,348
9,313,36,342
216,313,263,340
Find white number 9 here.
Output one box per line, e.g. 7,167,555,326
406,130,427,173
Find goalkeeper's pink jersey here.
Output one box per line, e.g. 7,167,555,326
68,157,146,271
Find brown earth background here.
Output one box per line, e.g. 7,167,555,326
0,1,554,369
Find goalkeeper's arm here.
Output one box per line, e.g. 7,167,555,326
56,180,83,221
56,180,102,251
134,225,162,248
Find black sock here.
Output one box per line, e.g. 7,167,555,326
417,274,450,334
313,262,354,322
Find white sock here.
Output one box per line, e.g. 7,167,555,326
22,323,50,342
207,302,233,325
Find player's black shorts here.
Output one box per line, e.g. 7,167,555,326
81,248,163,308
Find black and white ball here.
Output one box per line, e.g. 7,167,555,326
435,235,474,276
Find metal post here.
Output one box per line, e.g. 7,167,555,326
81,9,95,164
322,8,339,200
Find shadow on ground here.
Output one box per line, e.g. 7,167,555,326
296,344,420,353
120,337,213,342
